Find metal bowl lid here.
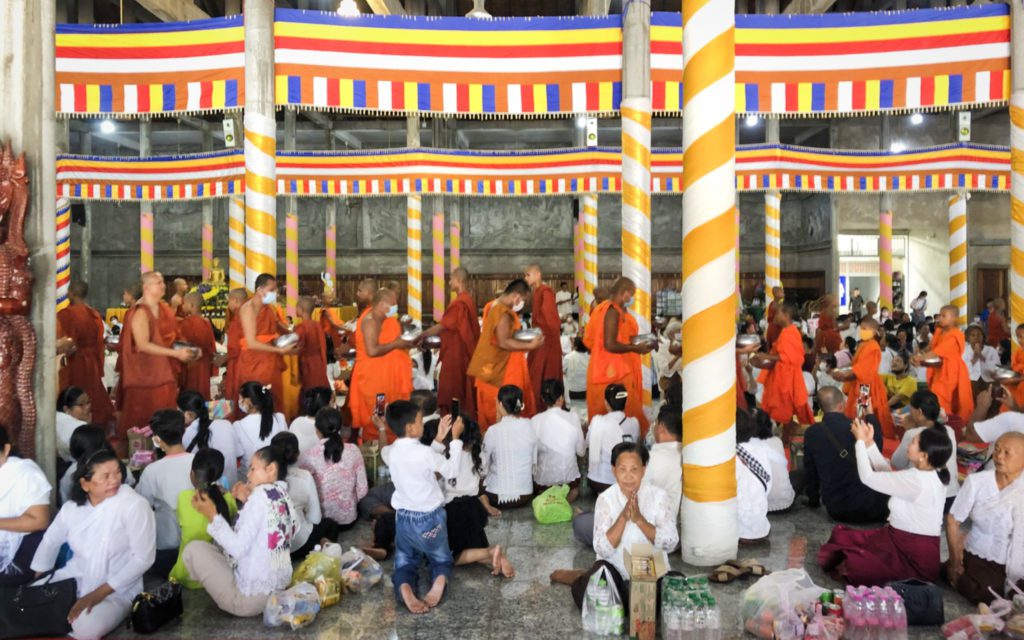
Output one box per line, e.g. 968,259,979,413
273,333,299,348
400,328,423,341
736,334,761,347
172,340,197,350
993,367,1021,381
920,356,942,367
513,328,542,340
630,333,657,345
422,335,442,348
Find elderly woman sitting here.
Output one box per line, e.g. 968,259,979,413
946,432,1024,604
550,442,679,609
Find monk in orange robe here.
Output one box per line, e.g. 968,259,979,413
832,318,895,439
169,277,189,318
524,264,564,411
756,301,815,426
112,281,142,413
222,288,247,414
987,297,1011,347
765,286,784,347
584,277,653,437
420,267,481,419
915,305,974,422
56,281,116,426
348,287,415,442
1002,325,1024,413
177,292,217,401
294,296,331,396
118,272,194,457
813,294,845,355
237,274,297,413
319,288,345,359
736,339,761,411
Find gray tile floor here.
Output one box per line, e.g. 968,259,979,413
110,498,974,639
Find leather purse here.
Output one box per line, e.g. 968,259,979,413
887,578,944,626
127,579,183,634
0,570,76,639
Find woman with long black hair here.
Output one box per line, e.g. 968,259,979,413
179,390,239,486
232,381,286,476
170,448,237,589
298,407,367,529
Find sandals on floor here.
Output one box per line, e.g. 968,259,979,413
708,564,750,584
727,559,769,577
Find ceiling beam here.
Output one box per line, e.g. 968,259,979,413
301,110,364,149
793,124,829,144
132,0,210,22
366,0,407,14
69,121,141,151
782,0,835,13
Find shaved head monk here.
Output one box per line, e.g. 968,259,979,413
913,305,974,422
170,277,189,317
348,287,415,441
57,281,116,426
468,279,544,429
591,285,609,315
178,292,217,400
123,282,142,307
421,267,481,419
830,317,895,438
524,264,564,411
754,300,814,429
222,288,248,413
355,278,376,311
584,277,653,436
237,274,298,412
765,286,784,346
319,286,344,359
118,271,195,456
294,296,331,396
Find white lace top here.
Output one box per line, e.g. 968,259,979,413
593,483,678,579
483,416,537,503
531,408,585,487
949,470,1015,565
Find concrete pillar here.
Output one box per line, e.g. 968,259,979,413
1009,0,1024,331
0,0,57,472
680,0,738,566
80,133,93,283
139,118,154,273
407,116,423,324
243,0,277,289
879,116,894,310
948,191,969,327
620,0,652,408
201,123,214,282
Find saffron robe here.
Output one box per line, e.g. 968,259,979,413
57,303,115,425
585,300,649,437
294,318,330,395
348,311,413,442
467,301,535,431
843,340,896,439
119,302,179,437
177,314,217,401
759,324,815,425
437,291,481,419
527,284,564,411
926,327,975,422
237,305,284,412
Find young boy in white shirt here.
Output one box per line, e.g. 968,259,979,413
383,400,465,614
643,405,683,523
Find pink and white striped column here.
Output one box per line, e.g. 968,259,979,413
432,211,445,322
140,210,154,273
202,222,213,282
879,210,894,310
285,213,298,318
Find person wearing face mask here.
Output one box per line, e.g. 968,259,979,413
884,353,917,412
347,287,415,441
584,277,654,438
237,274,299,414
830,318,895,440
468,279,544,430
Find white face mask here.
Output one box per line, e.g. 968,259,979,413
387,304,399,318
624,297,634,308
512,299,525,313
818,363,828,372
262,290,277,305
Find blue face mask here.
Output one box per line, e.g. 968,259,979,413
387,304,399,318
624,296,634,308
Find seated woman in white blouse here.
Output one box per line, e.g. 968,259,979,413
819,419,952,586
551,442,678,609
269,432,324,561
532,379,586,502
31,450,156,640
735,409,773,544
483,385,537,509
891,390,959,511
233,381,287,476
56,386,92,463
0,426,51,587
946,432,1024,605
179,390,239,487
185,445,297,618
586,384,639,495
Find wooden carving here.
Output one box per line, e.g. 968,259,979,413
0,141,37,458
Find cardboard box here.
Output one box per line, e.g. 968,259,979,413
624,543,668,640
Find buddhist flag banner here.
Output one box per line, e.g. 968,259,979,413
653,4,1010,116
56,15,244,117
57,150,245,200
273,10,623,117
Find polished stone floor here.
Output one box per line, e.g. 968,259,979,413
111,498,974,639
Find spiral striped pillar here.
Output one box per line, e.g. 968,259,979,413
140,210,154,273
407,195,423,325
879,210,894,310
285,213,298,317
764,191,781,302
680,0,738,566
202,222,214,282
244,112,277,288
325,222,337,288
735,206,742,311
432,210,445,322
622,97,653,409
574,215,585,312
56,198,71,312
228,197,246,291
948,192,969,328
450,221,461,271
1011,91,1024,332
582,193,598,326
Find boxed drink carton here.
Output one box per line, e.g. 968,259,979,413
624,543,668,640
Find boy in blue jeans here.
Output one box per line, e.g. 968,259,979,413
383,400,464,613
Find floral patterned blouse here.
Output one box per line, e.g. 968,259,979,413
298,440,368,526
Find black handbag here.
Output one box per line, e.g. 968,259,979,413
0,570,76,639
127,579,183,634
887,578,944,626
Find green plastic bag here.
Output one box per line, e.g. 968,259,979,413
532,484,572,524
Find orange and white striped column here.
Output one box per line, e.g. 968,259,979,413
243,0,276,289
1012,91,1024,331
285,213,298,317
879,210,894,310
765,191,781,302
56,198,71,312
948,192,969,328
202,222,214,282
680,0,738,565
582,193,598,326
407,194,423,325
432,209,445,322
228,197,246,291
622,98,652,409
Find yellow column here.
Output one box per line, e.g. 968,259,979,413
407,194,423,325
582,194,598,326
285,212,298,317
432,209,445,322
680,0,738,565
879,210,894,310
228,197,246,291
765,191,781,302
948,192,969,328
1011,92,1024,330
622,99,653,409
243,112,277,287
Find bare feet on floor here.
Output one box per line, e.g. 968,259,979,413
499,551,516,579
549,569,584,585
490,545,502,576
399,584,429,614
484,504,502,518
423,575,447,608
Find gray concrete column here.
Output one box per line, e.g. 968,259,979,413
139,118,154,273
0,0,57,475
879,115,892,220
622,0,651,98
202,123,214,281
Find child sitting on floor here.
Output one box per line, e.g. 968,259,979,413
383,400,465,614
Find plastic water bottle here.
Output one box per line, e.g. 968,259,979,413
877,591,896,640
609,604,625,636
692,593,708,639
706,595,722,640
846,592,865,640
680,596,695,638
594,578,611,635
886,588,908,640
863,590,880,640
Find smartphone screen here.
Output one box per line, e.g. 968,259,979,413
375,393,386,417
857,384,870,418
451,398,460,419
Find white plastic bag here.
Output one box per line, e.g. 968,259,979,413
581,566,625,636
339,546,383,593
741,569,825,639
263,582,321,630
